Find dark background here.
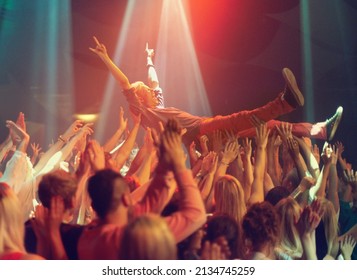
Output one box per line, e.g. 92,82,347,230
0,0,356,164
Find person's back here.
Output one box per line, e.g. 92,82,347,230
77,169,130,259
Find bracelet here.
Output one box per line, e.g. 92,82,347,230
220,161,230,166
58,135,67,143
147,63,155,68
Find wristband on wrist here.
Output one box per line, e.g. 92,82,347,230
58,135,67,143
147,63,154,68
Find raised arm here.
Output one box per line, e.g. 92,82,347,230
89,36,131,90
6,120,30,153
34,120,84,174
247,117,270,207
111,113,141,171
145,43,159,89
103,106,128,153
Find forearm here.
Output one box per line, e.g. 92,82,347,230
131,151,155,186
103,128,125,153
229,159,244,185
100,56,131,90
327,164,339,213
133,171,176,215
199,172,215,205
126,145,147,176
316,163,331,197
49,230,68,260
301,233,317,260
248,146,266,206
291,153,308,180
267,147,281,186
165,169,206,243
243,157,253,203
113,123,140,170
147,57,159,89
296,138,320,179
34,140,64,174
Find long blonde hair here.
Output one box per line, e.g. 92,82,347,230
275,197,303,259
214,175,246,224
0,183,25,254
120,214,177,260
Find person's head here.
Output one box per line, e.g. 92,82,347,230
119,214,176,260
214,175,246,224
275,197,303,258
131,81,158,108
87,169,131,221
204,214,242,259
38,170,77,211
242,202,281,253
265,186,290,206
0,183,25,254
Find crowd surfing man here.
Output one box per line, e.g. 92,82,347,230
89,37,306,149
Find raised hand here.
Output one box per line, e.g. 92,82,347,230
254,122,270,149
242,137,252,159
343,169,357,189
160,119,186,172
275,122,292,144
201,151,218,175
145,42,155,58
62,120,84,141
211,130,224,154
87,140,105,171
297,198,323,236
15,112,26,131
30,142,42,165
340,235,357,260
320,142,333,165
335,141,345,159
189,141,199,163
199,135,209,157
6,120,30,152
118,106,128,132
89,36,109,59
47,196,65,233
221,139,239,165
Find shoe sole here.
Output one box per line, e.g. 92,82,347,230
328,106,343,141
282,68,304,107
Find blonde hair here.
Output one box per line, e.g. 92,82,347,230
320,198,339,255
120,214,177,260
131,81,158,108
214,175,246,224
275,197,303,259
0,183,25,254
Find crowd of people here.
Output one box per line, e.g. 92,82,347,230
0,37,356,260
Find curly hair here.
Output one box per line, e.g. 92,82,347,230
242,202,281,251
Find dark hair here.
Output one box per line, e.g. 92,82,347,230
87,169,127,219
265,186,290,206
204,214,242,259
38,170,77,210
242,202,281,251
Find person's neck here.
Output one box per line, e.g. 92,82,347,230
104,207,128,227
